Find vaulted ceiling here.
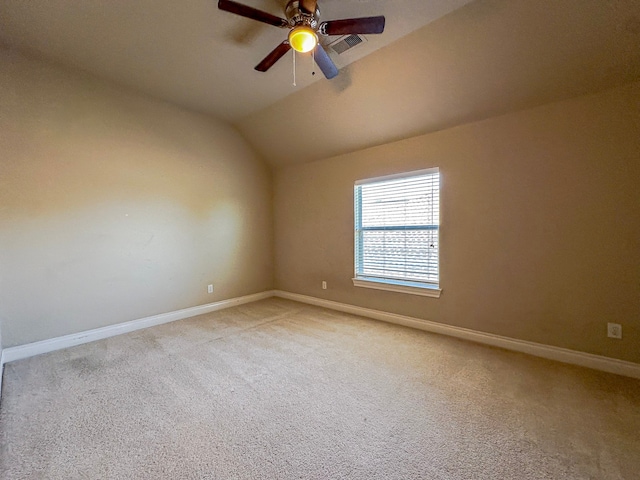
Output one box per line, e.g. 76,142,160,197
0,0,473,121
1,0,639,167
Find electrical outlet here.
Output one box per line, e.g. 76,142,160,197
207,284,214,294
322,281,327,290
607,322,622,339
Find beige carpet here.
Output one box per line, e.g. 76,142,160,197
1,298,639,479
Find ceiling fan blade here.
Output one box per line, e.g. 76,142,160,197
255,41,292,72
299,0,317,15
218,0,289,28
314,44,338,79
319,16,386,36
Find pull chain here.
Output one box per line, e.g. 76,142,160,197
292,49,296,87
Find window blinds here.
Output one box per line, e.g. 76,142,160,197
355,169,440,285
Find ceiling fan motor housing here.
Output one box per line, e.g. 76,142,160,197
285,1,320,29
217,0,385,78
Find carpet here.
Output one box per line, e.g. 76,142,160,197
1,298,639,479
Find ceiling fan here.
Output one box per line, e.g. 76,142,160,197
218,0,386,79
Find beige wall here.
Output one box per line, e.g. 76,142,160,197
0,50,273,347
1,48,638,366
274,82,640,363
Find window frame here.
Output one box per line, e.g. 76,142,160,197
353,168,442,298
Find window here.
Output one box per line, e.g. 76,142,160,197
353,168,441,298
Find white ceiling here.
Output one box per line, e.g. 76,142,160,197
1,0,639,167
0,0,474,122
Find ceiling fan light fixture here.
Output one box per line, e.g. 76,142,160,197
288,26,318,53
218,0,386,78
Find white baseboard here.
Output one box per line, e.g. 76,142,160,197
274,290,640,380
0,325,3,399
1,291,275,366
2,288,638,386
0,350,4,401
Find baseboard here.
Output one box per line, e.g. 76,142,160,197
0,350,4,403
274,290,640,380
0,326,3,401
1,290,276,366
2,288,638,384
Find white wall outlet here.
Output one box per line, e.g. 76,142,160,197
207,284,214,294
607,322,622,339
322,281,327,290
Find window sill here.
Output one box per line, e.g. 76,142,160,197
352,277,442,298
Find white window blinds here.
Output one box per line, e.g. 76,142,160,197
354,168,440,286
